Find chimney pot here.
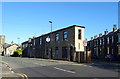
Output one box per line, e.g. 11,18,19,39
91,37,93,40
104,29,108,35
99,33,102,37
113,24,117,32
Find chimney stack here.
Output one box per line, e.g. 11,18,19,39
104,29,108,35
113,24,117,32
91,37,93,40
99,33,102,37
28,38,32,42
94,35,98,39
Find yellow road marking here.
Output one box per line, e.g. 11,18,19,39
0,61,8,65
0,73,28,79
22,74,28,79
0,61,28,79
16,73,25,79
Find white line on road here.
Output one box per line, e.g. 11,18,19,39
54,67,76,74
34,63,46,66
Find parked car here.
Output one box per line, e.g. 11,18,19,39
105,54,117,61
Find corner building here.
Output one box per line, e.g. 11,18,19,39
22,25,85,61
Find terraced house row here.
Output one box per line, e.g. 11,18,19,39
87,25,120,60
22,25,85,62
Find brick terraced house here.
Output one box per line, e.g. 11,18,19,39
87,25,120,60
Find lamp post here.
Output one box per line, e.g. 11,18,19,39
49,21,52,35
18,37,20,45
49,21,52,59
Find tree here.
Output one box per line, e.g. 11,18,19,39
12,48,22,57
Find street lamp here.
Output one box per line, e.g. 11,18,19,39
49,21,52,35
49,21,53,59
18,37,20,45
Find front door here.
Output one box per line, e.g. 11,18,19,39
70,46,73,61
50,48,53,59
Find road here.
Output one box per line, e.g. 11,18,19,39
1,56,120,78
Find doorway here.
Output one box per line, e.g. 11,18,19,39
70,46,73,61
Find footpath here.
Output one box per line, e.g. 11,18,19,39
0,61,28,79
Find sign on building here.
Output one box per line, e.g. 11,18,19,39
83,40,87,46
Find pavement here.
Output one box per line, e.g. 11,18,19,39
0,61,28,79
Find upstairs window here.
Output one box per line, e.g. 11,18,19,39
26,44,28,47
63,31,67,39
107,37,109,44
112,36,114,43
55,33,59,41
100,39,102,45
94,40,96,46
96,40,98,46
78,30,81,39
103,38,104,45
33,39,36,46
118,35,120,42
40,38,42,45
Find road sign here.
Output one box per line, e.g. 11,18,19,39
46,37,50,42
83,40,87,46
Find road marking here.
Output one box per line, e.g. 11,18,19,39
88,66,92,67
17,73,25,79
34,63,39,64
54,67,75,74
22,74,28,79
0,61,8,65
34,63,46,66
0,61,28,79
0,73,25,79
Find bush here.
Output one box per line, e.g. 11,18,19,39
12,49,22,57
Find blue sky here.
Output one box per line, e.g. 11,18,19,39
2,2,118,44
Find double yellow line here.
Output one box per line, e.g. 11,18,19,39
0,73,28,79
0,61,28,79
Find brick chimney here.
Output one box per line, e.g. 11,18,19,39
104,29,108,35
113,24,117,32
28,38,32,42
94,35,98,39
99,33,102,37
91,37,93,40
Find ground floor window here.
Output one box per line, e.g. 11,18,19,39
107,47,109,54
55,47,58,56
118,47,120,55
112,49,114,54
62,46,68,59
46,47,49,56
